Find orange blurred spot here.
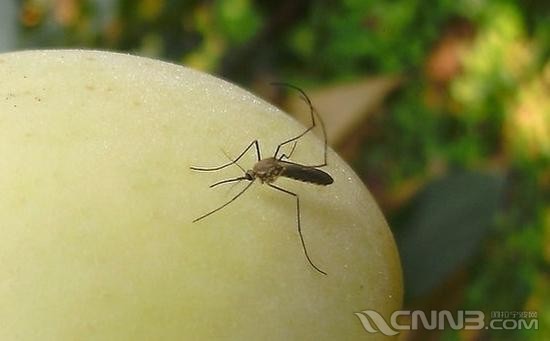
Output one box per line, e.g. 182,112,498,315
54,0,79,27
20,2,44,27
425,18,476,85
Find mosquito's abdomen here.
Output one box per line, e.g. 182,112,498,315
280,163,334,185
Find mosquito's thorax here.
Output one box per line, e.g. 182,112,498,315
251,157,285,183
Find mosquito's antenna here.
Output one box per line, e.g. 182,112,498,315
193,180,255,223
210,176,249,188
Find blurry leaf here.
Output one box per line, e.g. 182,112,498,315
395,170,504,299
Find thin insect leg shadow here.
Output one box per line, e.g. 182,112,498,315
268,183,327,276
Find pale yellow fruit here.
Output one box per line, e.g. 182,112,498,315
0,50,402,340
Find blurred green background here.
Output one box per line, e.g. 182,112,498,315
3,0,548,339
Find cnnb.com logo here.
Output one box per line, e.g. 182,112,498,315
354,310,538,336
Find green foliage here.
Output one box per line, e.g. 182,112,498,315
215,0,260,44
279,0,460,79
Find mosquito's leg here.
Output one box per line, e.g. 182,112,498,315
307,107,328,168
193,180,255,223
272,84,315,159
268,183,327,275
221,149,246,173
271,83,328,167
276,141,297,161
190,140,261,172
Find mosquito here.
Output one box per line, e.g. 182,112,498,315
190,83,333,275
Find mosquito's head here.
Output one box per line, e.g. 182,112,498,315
245,170,255,181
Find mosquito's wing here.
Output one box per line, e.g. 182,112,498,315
280,161,333,185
